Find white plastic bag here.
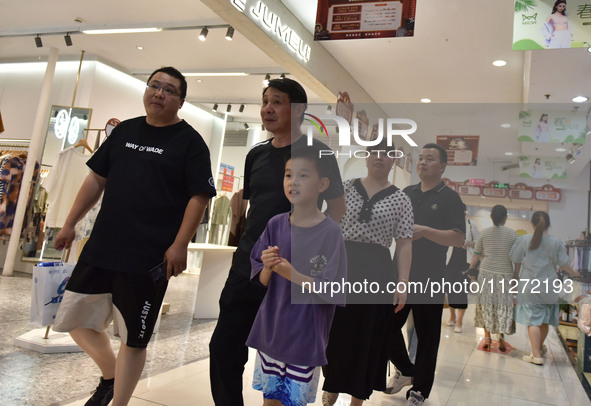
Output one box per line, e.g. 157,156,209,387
30,261,75,327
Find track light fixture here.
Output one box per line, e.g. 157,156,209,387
64,33,73,46
566,153,576,164
225,26,234,40
239,104,245,113
263,73,271,86
212,103,218,112
35,35,43,48
280,73,286,79
244,123,249,130
226,104,232,113
199,27,209,41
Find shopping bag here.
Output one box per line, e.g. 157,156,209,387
30,261,75,327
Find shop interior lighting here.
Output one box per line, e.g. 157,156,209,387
225,26,234,41
199,27,209,41
34,35,42,48
239,104,245,113
280,73,286,79
244,123,249,130
492,60,507,67
212,103,218,112
572,96,588,103
226,104,232,113
588,46,591,53
326,105,333,113
500,123,511,128
566,153,576,164
555,146,567,152
83,28,162,34
420,98,431,103
504,152,514,156
263,73,271,86
64,33,73,46
136,46,144,50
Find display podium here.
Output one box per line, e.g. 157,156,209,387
187,243,236,319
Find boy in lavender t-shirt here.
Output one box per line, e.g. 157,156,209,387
247,148,347,406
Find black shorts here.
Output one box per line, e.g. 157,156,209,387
53,261,168,348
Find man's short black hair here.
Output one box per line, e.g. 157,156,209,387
286,146,330,178
147,66,187,99
263,78,308,105
422,143,448,163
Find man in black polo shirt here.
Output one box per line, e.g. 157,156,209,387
385,143,465,405
209,78,345,405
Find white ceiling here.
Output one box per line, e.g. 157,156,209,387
0,0,589,185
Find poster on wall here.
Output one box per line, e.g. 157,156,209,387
219,163,235,192
519,155,567,179
518,109,586,143
513,0,591,50
336,92,354,124
315,0,417,41
436,135,479,166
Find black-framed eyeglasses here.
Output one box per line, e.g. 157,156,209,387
146,83,181,97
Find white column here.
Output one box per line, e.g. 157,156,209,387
2,47,59,276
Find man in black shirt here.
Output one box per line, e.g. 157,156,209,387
53,67,215,406
385,143,465,406
209,78,345,405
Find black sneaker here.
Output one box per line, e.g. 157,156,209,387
85,377,114,406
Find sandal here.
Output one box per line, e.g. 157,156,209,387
498,334,506,352
322,391,339,406
483,337,492,350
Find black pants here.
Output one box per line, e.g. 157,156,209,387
387,302,443,399
209,271,266,406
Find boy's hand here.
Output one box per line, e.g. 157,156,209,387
261,246,281,269
272,258,293,279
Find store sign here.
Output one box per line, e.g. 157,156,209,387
469,178,485,186
482,182,508,198
231,0,311,62
534,184,562,202
508,183,533,200
436,135,479,166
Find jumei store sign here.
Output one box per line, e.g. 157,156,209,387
232,0,311,62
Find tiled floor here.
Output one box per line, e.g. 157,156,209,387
2,271,590,406
63,308,591,406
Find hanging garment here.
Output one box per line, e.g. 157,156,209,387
43,147,90,228
0,154,24,238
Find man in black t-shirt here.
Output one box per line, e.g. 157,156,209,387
385,143,465,406
53,67,215,406
209,78,345,405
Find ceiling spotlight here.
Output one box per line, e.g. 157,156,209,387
326,105,333,113
566,153,576,164
280,73,286,79
555,146,567,152
199,27,209,41
136,46,144,50
239,104,245,113
64,33,73,46
263,73,270,86
504,152,514,156
500,123,511,128
225,26,234,40
212,103,218,112
492,60,507,67
420,98,431,103
573,96,588,103
226,104,232,113
244,123,249,130
34,35,42,48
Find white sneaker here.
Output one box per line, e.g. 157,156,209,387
384,369,413,394
408,390,425,406
522,353,544,365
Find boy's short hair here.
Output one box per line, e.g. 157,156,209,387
286,146,330,178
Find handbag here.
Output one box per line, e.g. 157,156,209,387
30,261,75,327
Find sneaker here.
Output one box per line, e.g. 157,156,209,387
408,390,425,406
522,353,544,365
384,369,413,394
85,377,114,406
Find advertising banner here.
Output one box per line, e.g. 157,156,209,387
518,109,587,143
519,155,567,179
513,0,591,50
315,0,417,40
436,135,480,166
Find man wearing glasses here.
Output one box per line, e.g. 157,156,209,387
53,66,216,406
